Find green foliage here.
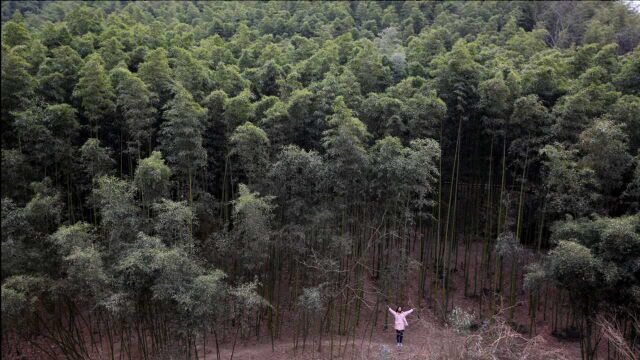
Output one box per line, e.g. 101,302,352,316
1,44,34,124
623,157,640,209
430,40,483,119
370,136,407,204
150,246,203,303
72,53,116,134
599,216,640,264
508,95,551,151
579,119,632,193
286,88,320,149
615,49,639,94
40,22,72,48
552,82,620,141
25,180,63,235
50,222,96,256
254,60,284,97
229,122,270,186
153,199,194,246
92,175,139,246
548,240,603,298
66,5,103,36
495,231,524,258
80,138,113,179
406,28,447,74
61,245,108,302
322,96,370,197
229,279,269,317
2,2,639,356
1,149,31,200
134,151,171,208
407,138,441,213
212,64,248,97
349,39,391,93
159,84,207,178
70,33,96,57
1,275,47,329
521,50,569,105
113,232,165,299
540,144,600,217
99,37,128,70
530,214,640,314
138,48,173,103
12,103,68,169
172,47,210,101
187,270,228,320
479,74,513,129
230,184,275,271
224,89,255,131
403,91,447,139
448,306,476,335
268,145,327,222
112,67,156,153
42,103,80,143
2,19,32,48
607,95,640,152
1,199,31,278
297,286,326,312
37,45,82,102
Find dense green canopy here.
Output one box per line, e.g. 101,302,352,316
1,1,638,359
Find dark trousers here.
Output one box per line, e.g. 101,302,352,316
396,330,404,344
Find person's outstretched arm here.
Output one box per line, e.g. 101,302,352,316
388,307,397,316
403,308,414,316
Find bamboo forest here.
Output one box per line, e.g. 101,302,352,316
1,1,639,359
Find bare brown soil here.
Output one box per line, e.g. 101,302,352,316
203,308,578,359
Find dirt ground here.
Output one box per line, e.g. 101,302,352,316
2,242,586,360
205,241,583,360
208,311,579,360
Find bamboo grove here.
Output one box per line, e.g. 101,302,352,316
1,2,639,359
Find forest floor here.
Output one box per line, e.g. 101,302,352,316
208,312,578,360
3,243,585,360
202,241,582,359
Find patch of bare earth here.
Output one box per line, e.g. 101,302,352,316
201,310,574,359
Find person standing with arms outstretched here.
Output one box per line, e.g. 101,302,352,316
388,305,414,347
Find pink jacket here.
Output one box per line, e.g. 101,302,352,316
388,307,414,330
